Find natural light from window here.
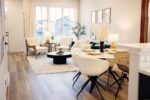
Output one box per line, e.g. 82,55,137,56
36,7,76,43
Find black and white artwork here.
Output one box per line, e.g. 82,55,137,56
97,9,103,24
104,8,111,24
91,11,96,24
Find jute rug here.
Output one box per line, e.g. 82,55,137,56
27,55,79,75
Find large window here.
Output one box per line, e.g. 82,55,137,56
36,7,76,43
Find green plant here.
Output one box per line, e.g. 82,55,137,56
72,23,86,39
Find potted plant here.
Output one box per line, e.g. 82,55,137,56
72,23,86,40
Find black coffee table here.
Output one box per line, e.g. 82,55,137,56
47,52,72,64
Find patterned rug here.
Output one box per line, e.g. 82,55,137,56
27,55,79,75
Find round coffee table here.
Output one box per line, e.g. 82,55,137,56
47,52,72,64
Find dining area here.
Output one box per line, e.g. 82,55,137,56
70,43,129,100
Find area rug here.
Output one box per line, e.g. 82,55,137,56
27,55,79,75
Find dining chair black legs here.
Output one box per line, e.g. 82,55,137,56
77,77,91,97
107,67,121,87
72,72,81,87
107,67,129,99
115,73,128,99
77,76,105,100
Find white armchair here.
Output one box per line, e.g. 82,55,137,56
56,37,73,51
25,37,48,58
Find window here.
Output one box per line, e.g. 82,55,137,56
62,8,75,35
49,7,62,36
36,7,76,43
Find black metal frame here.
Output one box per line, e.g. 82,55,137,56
76,76,105,100
72,72,81,87
114,72,128,99
107,67,128,99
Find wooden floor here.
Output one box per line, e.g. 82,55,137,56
7,53,128,100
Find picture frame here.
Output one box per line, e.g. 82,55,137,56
91,11,96,24
104,8,111,24
90,32,96,40
97,9,103,24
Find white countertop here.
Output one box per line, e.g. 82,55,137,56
118,43,150,48
139,67,150,76
118,43,150,76
118,43,150,52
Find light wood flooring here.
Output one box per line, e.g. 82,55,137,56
7,53,128,100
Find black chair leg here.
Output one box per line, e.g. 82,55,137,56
110,72,124,88
73,72,81,81
77,77,91,97
96,81,105,91
107,72,110,87
113,71,120,78
115,75,125,99
108,68,120,87
95,83,104,100
72,72,81,87
110,77,123,88
89,77,97,93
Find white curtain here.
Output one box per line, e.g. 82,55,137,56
23,0,36,38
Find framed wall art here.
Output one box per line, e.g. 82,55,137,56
97,9,103,24
104,8,111,24
91,11,96,24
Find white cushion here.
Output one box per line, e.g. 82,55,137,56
72,55,109,76
26,37,40,46
36,46,48,53
59,37,72,46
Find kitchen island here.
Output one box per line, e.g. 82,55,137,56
118,43,150,100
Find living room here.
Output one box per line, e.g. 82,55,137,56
0,0,150,100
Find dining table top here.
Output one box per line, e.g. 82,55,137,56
81,51,114,59
71,48,128,60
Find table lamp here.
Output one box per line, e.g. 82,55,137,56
44,32,51,43
108,33,119,48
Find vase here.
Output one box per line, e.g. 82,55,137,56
100,41,104,52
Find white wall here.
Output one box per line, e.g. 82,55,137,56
80,0,141,43
5,0,25,52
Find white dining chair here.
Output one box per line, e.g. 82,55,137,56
72,55,109,99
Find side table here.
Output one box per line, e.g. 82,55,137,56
43,43,57,52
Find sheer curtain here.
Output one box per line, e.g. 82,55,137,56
23,0,36,38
